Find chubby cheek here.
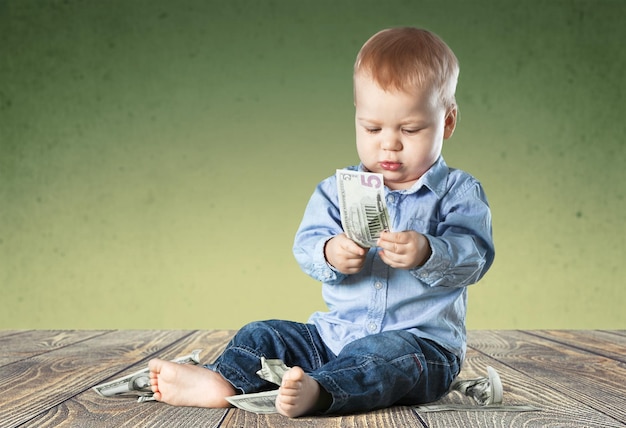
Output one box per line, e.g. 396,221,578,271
355,137,377,168
425,139,444,165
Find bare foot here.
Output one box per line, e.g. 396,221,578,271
275,366,322,418
148,358,235,407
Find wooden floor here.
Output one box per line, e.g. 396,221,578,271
1,329,624,427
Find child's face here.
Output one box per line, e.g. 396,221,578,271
354,74,456,190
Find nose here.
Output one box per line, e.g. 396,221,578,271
381,132,402,151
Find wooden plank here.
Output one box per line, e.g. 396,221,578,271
526,330,626,363
0,330,109,366
22,330,235,428
0,330,24,339
220,405,425,428
0,330,193,428
16,397,229,428
6,330,624,427
464,330,626,425
419,345,624,427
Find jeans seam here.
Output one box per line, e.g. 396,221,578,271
302,324,325,369
410,353,424,373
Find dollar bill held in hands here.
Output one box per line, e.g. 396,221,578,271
336,169,391,247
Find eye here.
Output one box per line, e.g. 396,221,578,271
365,127,381,134
402,128,421,135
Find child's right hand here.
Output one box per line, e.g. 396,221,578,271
324,234,367,275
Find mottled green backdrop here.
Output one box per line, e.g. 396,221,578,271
1,0,624,329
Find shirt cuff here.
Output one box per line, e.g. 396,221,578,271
410,235,449,285
312,237,343,283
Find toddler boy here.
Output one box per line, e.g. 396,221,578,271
149,27,494,417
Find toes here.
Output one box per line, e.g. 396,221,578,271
148,358,161,372
282,367,305,385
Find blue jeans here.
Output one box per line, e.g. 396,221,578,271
205,319,460,414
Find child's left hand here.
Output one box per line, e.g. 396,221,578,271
377,231,432,269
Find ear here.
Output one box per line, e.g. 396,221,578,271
443,105,457,139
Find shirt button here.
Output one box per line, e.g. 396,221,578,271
374,281,383,289
387,194,395,204
368,323,377,332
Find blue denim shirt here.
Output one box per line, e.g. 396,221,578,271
293,156,495,360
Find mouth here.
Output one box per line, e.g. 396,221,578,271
380,161,402,171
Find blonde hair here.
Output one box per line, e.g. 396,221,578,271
354,27,459,109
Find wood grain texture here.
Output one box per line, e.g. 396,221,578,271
19,330,236,428
421,346,623,427
1,330,624,428
526,330,626,363
0,330,109,365
467,330,626,426
220,405,425,428
0,330,192,428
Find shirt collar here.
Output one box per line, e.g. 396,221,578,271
358,156,449,197
412,156,449,197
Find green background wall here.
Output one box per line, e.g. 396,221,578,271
1,0,624,330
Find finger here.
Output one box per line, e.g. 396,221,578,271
346,254,367,268
377,237,401,255
378,250,399,268
343,239,366,256
377,230,393,244
377,231,405,249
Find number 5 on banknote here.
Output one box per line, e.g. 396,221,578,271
336,170,391,248
360,173,382,189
